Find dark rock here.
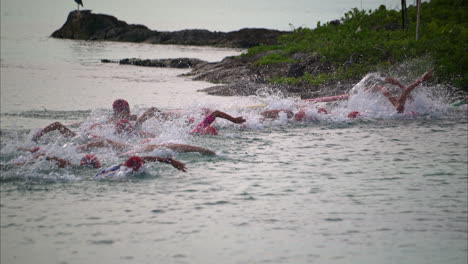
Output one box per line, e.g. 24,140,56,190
51,10,288,48
287,63,306,77
51,10,129,39
117,58,207,68
186,50,355,98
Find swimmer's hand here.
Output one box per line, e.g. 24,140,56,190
232,116,246,124
421,70,432,81
210,110,246,124
169,159,187,172
136,107,162,126
32,131,44,142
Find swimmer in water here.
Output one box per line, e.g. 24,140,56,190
32,117,156,142
77,138,216,156
190,110,246,135
119,143,216,156
95,155,187,179
368,70,433,113
110,99,172,127
378,71,432,113
32,121,78,142
109,99,138,122
260,107,329,121
2,148,101,169
114,119,156,138
285,70,433,119
32,99,163,141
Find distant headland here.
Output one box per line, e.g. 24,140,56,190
51,10,287,49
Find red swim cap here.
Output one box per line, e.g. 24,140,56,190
80,155,101,168
294,109,306,121
203,126,218,135
124,156,144,171
317,107,328,114
115,119,134,134
30,147,41,153
347,111,361,119
112,99,130,114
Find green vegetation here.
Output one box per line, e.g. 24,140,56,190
256,51,296,66
244,0,467,90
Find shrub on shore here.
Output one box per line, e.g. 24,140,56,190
244,0,467,91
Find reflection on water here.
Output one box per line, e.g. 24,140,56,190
1,38,244,127
1,116,467,264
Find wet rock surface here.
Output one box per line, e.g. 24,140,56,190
102,58,207,68
51,10,287,49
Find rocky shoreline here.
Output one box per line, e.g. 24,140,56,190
186,52,358,98
102,54,358,99
54,11,357,99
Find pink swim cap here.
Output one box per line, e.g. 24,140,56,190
112,99,130,114
115,119,134,134
80,155,101,168
124,156,144,171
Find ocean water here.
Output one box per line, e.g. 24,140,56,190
1,1,467,264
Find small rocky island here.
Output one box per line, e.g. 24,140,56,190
51,10,286,49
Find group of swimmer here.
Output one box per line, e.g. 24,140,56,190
15,99,249,177
6,70,465,178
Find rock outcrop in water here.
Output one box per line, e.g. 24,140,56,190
101,53,356,98
51,10,287,48
185,52,358,98
102,58,207,68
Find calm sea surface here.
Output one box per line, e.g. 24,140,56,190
1,1,467,264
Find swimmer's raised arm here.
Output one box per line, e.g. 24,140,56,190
135,107,162,126
384,77,406,90
210,110,246,124
141,156,187,172
44,155,72,168
377,86,399,108
33,122,76,142
399,70,432,100
396,70,433,112
18,153,72,168
158,144,216,155
190,110,245,135
17,147,41,153
119,144,215,156
77,139,130,152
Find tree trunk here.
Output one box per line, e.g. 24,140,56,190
401,0,409,30
416,0,421,40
